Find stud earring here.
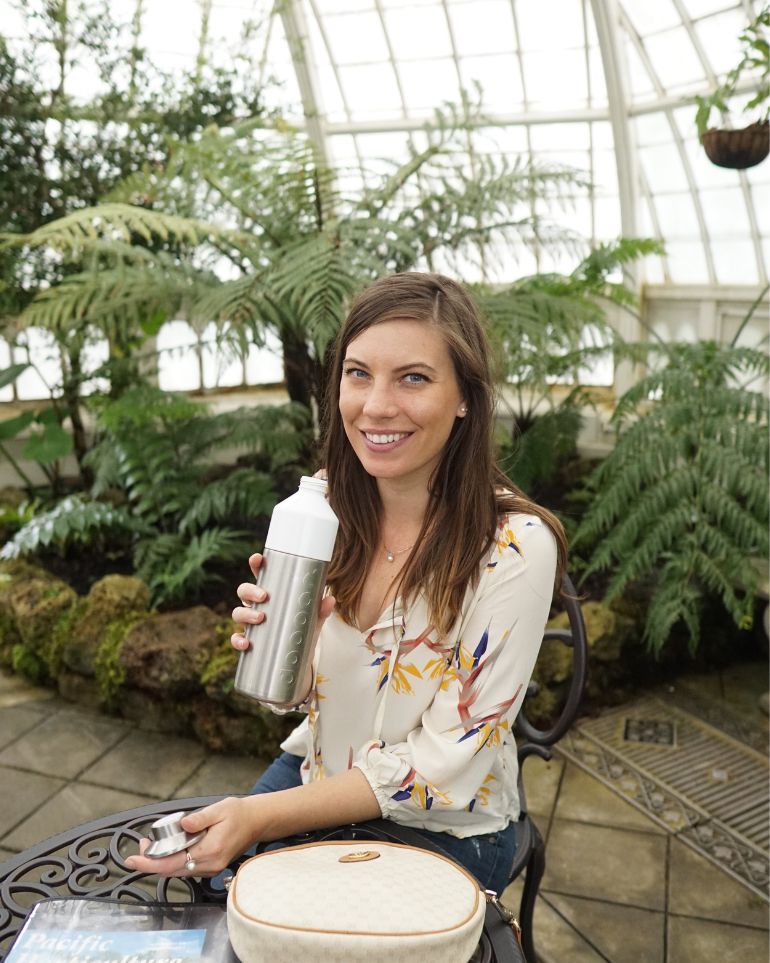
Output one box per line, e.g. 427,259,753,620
459,404,467,416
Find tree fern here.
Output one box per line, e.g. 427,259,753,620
12,102,596,416
575,339,769,654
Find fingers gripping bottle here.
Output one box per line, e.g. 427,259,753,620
234,476,338,707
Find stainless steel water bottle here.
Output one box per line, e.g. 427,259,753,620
234,476,338,707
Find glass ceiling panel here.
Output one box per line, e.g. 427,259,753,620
522,49,591,109
695,8,752,77
383,6,454,59
399,60,464,116
322,11,390,64
447,1,517,57
0,0,766,289
643,27,707,93
654,192,701,240
458,55,524,113
682,0,739,17
337,62,403,117
622,0,683,35
752,184,770,234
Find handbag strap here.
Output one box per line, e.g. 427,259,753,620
483,899,528,963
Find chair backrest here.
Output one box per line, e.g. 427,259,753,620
515,572,588,767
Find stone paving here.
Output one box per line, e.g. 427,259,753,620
1,666,767,963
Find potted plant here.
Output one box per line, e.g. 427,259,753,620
695,4,770,170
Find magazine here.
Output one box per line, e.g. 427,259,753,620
5,898,238,963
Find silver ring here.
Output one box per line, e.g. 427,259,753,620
185,851,196,873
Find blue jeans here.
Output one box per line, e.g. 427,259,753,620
250,751,517,895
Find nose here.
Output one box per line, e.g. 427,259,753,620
362,379,398,419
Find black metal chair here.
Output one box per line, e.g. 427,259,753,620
0,573,586,963
508,572,588,963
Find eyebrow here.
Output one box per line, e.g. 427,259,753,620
344,357,439,375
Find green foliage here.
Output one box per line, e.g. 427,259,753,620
694,4,770,135
48,598,87,678
11,643,45,684
15,97,590,415
482,238,661,493
0,1,271,482
0,364,75,490
3,385,310,606
575,337,770,655
133,529,250,605
500,406,583,495
0,495,140,560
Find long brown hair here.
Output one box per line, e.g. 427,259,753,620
323,272,567,636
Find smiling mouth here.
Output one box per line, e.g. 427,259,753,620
363,431,412,444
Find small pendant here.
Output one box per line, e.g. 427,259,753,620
386,551,394,562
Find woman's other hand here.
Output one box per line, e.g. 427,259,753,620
230,553,335,653
125,798,260,878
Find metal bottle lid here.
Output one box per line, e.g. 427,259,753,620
144,811,207,858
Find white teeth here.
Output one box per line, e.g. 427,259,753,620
365,432,408,444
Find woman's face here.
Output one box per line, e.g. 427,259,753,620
339,318,466,488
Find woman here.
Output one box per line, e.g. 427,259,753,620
127,272,566,895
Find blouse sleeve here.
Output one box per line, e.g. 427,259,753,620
352,516,557,818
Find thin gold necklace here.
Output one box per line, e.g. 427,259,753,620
383,543,414,563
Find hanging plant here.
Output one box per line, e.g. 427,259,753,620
694,5,770,170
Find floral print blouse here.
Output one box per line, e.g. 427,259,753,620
281,512,557,839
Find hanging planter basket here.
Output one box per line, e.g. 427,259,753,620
700,120,770,170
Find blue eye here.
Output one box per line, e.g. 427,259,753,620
343,366,368,379
403,373,428,384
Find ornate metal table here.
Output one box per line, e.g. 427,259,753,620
0,797,524,962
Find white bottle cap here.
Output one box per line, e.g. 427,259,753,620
264,476,339,561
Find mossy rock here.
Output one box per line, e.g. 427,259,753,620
189,695,295,759
8,575,78,671
61,574,151,677
0,608,21,668
119,687,192,734
529,600,638,725
548,599,636,665
0,561,50,647
521,682,562,728
119,606,223,697
57,670,104,710
0,561,66,673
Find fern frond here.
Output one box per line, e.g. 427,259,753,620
20,261,216,332
136,527,250,605
13,203,246,254
644,563,703,654
179,469,277,533
0,495,140,559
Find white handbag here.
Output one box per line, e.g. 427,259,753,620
226,839,487,963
